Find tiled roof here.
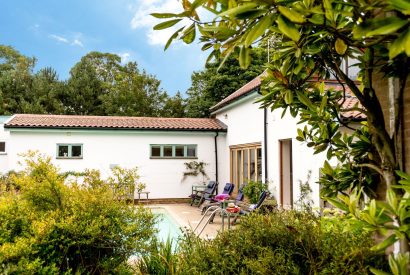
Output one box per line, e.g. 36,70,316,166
210,76,365,120
322,82,366,120
5,114,227,131
210,75,261,112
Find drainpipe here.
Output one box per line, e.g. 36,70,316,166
214,131,219,193
264,108,268,183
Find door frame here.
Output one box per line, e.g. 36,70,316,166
279,139,293,208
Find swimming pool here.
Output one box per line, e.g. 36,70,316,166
151,207,181,242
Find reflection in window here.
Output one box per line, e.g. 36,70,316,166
230,144,262,190
150,144,197,159
57,144,83,159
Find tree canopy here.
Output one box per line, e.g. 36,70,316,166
0,46,185,117
185,47,266,117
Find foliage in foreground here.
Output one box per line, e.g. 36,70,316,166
0,152,156,274
138,211,387,275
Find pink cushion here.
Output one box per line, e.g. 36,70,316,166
214,194,230,201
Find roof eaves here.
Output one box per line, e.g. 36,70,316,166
4,125,228,132
210,86,260,113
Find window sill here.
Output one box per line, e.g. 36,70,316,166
150,157,198,160
0,152,7,155
56,157,83,160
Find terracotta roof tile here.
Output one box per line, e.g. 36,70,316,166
211,76,366,120
5,114,227,131
210,75,262,112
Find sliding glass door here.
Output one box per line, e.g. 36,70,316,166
230,143,262,194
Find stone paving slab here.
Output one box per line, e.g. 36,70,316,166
149,203,236,239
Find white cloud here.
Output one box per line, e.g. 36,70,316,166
49,34,69,43
130,0,191,46
72,39,84,47
119,52,131,63
49,34,84,47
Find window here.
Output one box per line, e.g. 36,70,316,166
230,143,262,195
57,144,83,159
0,142,5,153
150,144,197,159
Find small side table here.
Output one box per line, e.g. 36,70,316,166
137,191,150,202
192,185,207,194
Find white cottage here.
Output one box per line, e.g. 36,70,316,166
210,76,364,208
0,76,362,207
2,115,226,199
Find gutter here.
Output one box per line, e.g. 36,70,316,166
264,107,268,183
3,125,227,132
214,131,219,192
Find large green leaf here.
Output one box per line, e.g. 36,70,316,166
354,17,408,38
153,19,182,30
239,46,251,69
335,38,347,55
326,197,349,212
151,13,178,19
296,91,315,110
182,24,196,44
389,0,410,15
277,15,301,42
164,27,184,50
371,234,397,252
245,16,273,47
218,3,259,17
390,31,407,59
278,6,305,23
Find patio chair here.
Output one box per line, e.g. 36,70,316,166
206,182,234,202
207,184,246,222
230,190,269,225
201,183,241,215
190,181,217,206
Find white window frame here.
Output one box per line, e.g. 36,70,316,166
150,144,197,159
56,144,83,159
0,141,6,154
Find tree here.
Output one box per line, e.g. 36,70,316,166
99,61,169,117
27,67,65,114
0,45,36,114
162,92,187,117
63,52,172,117
185,48,266,117
153,0,410,267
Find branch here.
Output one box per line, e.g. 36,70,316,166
340,107,367,114
355,163,384,178
324,57,365,103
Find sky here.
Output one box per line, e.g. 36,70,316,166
0,0,208,96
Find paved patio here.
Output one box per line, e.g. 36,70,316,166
149,203,237,239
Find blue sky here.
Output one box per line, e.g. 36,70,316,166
0,0,208,96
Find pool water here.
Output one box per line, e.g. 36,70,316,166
151,207,181,243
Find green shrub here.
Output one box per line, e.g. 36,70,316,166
172,211,387,274
242,180,268,204
137,237,178,275
0,152,156,274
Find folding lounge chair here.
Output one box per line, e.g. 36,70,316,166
190,181,217,206
201,183,240,215
230,190,268,225
207,185,246,222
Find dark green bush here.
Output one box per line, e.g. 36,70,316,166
172,211,387,274
242,180,268,204
0,152,156,274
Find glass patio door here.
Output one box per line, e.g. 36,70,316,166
230,143,262,195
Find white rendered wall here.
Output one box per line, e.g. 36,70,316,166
215,93,265,192
266,109,329,208
0,116,12,174
7,129,221,199
214,93,328,208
